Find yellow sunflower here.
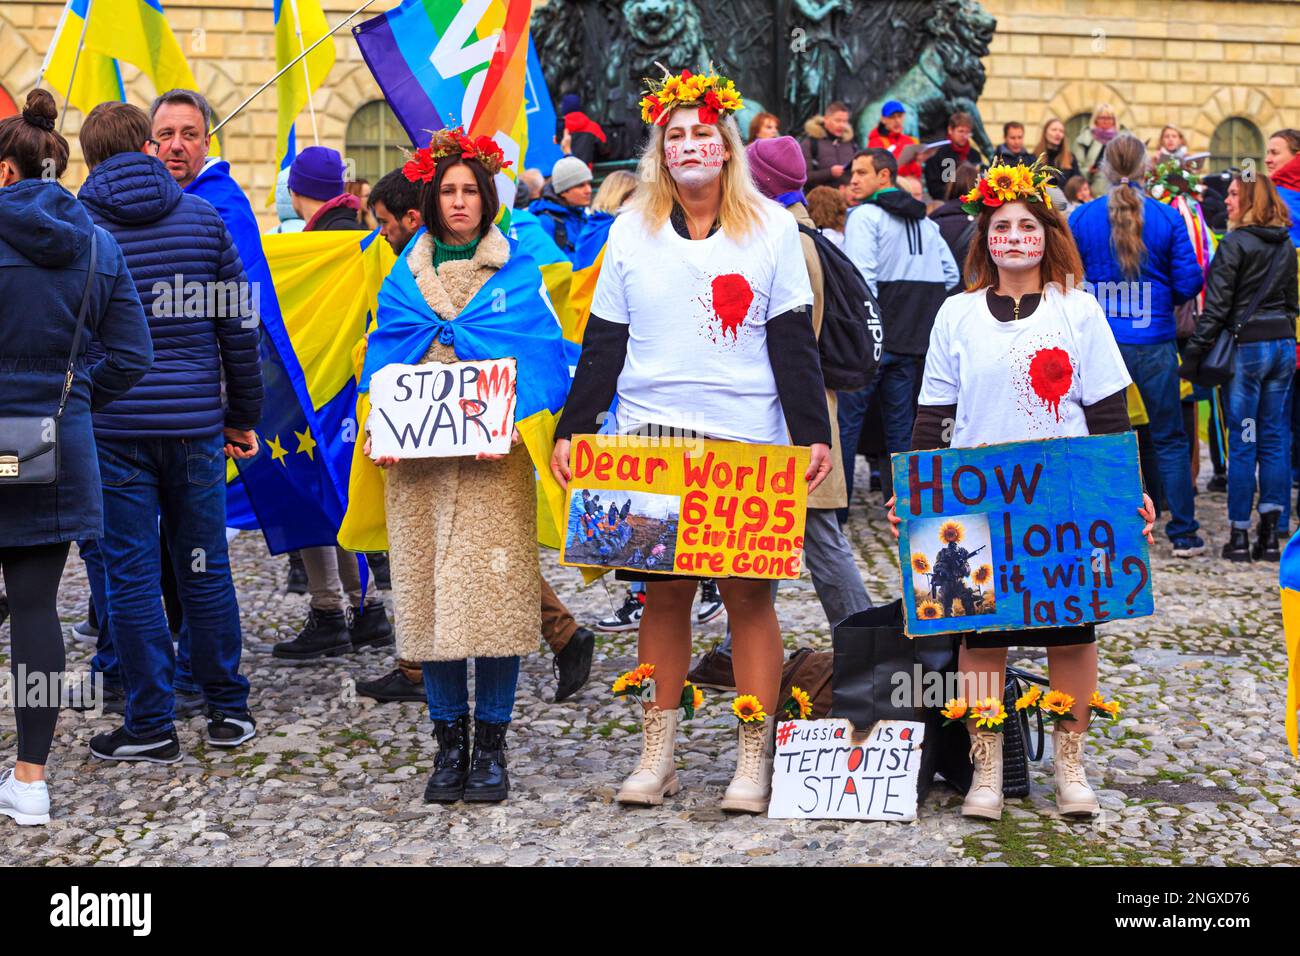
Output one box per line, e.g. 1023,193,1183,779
941,697,968,720
1041,689,1075,716
971,697,1007,729
938,519,965,544
980,592,997,612
660,75,685,102
1009,164,1036,194
788,686,814,720
917,598,944,620
732,694,766,723
690,682,705,711
986,165,1020,201
911,553,931,574
1015,685,1043,711
1090,691,1120,717
972,563,993,586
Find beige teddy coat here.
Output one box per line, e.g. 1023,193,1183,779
381,227,541,662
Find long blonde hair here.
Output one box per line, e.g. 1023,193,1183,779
630,113,767,239
592,169,637,213
1102,133,1148,278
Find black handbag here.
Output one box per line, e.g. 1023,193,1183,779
1000,666,1048,798
1181,245,1286,388
0,233,97,485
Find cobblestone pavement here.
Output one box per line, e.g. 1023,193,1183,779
2,468,1298,866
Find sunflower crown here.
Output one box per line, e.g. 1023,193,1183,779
961,158,1056,215
402,126,512,183
639,68,744,127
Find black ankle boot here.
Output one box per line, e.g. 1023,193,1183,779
348,604,395,650
1253,511,1281,561
424,715,470,803
1222,527,1252,562
463,720,509,802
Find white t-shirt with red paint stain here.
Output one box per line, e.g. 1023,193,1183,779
590,200,814,444
917,285,1132,448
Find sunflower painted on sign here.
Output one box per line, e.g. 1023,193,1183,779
911,553,931,574
972,564,993,586
917,598,944,620
938,519,965,544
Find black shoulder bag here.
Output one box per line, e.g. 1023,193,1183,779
0,232,98,484
1182,243,1286,388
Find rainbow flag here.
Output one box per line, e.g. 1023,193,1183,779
352,0,531,215
268,0,336,205
1279,529,1300,758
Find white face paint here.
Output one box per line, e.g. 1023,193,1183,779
987,202,1045,273
662,107,727,189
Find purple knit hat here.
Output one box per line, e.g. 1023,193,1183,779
288,146,346,201
745,135,807,199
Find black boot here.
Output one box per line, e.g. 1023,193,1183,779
285,551,308,594
348,604,395,650
272,608,351,660
1253,511,1281,561
1221,527,1251,562
368,553,391,590
424,715,471,803
552,627,595,703
463,720,509,802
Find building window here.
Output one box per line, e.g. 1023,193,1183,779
345,101,407,184
1064,112,1092,149
1210,117,1263,173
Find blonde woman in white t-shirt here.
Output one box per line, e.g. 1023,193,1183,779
887,161,1156,821
551,70,833,813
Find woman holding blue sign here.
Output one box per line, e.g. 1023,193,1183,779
888,159,1156,821
551,69,833,814
358,128,571,805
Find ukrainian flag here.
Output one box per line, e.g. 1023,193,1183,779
269,0,335,205
1278,529,1300,758
42,0,206,136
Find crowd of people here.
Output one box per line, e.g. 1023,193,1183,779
0,72,1297,826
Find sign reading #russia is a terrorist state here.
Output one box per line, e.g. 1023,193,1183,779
368,358,517,459
559,435,809,579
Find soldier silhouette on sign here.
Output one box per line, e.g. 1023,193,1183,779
930,540,985,616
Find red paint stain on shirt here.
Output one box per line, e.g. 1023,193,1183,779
1028,347,1073,421
711,273,753,340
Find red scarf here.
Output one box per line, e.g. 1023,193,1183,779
305,192,362,231
1273,152,1300,192
951,141,971,162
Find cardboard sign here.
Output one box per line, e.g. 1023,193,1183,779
768,719,926,821
368,358,516,459
559,434,809,579
892,432,1154,637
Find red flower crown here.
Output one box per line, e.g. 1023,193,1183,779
402,126,512,182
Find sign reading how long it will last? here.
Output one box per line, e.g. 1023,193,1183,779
368,358,517,459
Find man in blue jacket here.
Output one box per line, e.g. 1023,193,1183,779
528,156,591,262
78,102,262,763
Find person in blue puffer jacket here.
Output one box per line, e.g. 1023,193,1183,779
1069,133,1205,557
76,101,263,766
527,156,591,261
0,90,152,825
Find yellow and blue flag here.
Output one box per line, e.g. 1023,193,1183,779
268,0,335,205
1279,529,1300,758
40,0,125,115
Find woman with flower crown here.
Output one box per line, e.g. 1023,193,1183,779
888,159,1155,820
358,128,569,805
551,69,833,813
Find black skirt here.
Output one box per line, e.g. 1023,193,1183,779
962,623,1095,649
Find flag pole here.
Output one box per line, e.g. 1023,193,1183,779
210,0,379,137
286,0,321,145
35,0,75,92
57,0,96,133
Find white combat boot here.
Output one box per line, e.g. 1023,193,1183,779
616,707,679,806
720,719,774,814
1053,728,1100,817
961,731,1004,820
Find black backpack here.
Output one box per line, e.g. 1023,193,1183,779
797,223,884,391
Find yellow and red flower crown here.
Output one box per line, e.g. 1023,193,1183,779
402,126,512,183
639,68,744,127
961,158,1056,215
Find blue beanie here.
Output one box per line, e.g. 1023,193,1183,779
288,146,345,202
560,93,581,116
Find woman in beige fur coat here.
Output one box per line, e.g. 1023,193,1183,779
362,132,540,805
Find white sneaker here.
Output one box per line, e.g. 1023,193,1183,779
0,767,50,826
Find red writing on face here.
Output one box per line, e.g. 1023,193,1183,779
711,273,754,339
1028,347,1073,421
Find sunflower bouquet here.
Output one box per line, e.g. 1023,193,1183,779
961,157,1058,215
639,67,744,127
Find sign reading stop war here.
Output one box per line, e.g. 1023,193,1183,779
891,432,1154,637
368,358,517,459
559,435,809,579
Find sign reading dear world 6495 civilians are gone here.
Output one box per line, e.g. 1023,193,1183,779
891,433,1154,637
560,435,809,579
368,358,517,459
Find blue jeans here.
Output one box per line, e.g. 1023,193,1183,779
423,656,520,724
837,350,924,517
1223,339,1293,530
79,538,121,689
97,434,249,736
1117,341,1198,540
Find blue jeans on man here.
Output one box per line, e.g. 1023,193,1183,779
79,538,121,690
1223,339,1293,531
1116,341,1198,542
96,433,249,737
836,350,925,521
